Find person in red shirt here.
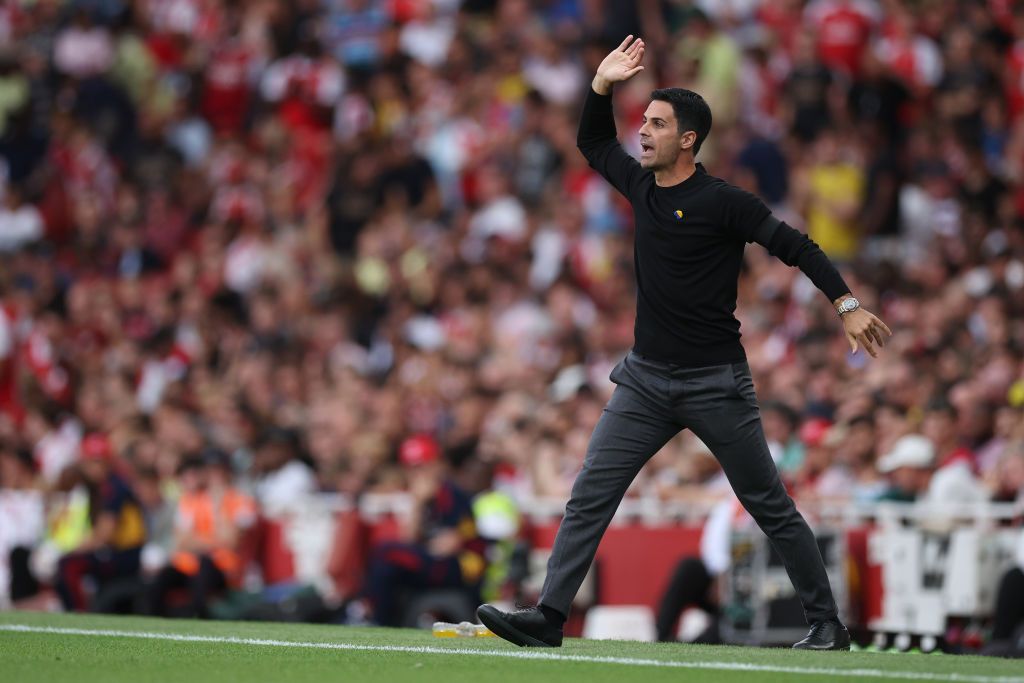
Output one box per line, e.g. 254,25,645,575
805,0,880,76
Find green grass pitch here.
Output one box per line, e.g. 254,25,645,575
2,611,1022,683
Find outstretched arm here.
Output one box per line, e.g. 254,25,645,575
577,36,647,197
752,216,892,358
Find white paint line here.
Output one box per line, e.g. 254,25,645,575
1,623,1021,683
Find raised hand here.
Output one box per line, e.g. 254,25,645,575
593,35,645,95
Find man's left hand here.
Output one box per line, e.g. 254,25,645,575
842,308,892,358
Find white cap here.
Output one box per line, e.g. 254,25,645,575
877,435,935,473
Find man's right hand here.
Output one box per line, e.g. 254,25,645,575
593,35,645,95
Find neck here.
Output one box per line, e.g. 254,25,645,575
654,157,698,187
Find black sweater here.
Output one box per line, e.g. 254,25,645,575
578,88,851,367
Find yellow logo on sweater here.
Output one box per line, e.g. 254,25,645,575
674,210,684,221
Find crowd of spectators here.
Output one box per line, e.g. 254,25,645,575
1,0,1023,621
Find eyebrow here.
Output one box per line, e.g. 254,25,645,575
642,116,669,124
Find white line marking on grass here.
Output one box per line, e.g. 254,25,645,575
2,624,1022,683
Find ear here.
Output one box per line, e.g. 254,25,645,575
680,131,697,151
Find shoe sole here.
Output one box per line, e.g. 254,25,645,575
476,605,558,648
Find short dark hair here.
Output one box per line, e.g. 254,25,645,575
650,88,713,154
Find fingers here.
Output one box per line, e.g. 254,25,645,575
868,328,883,349
848,333,858,354
624,65,645,78
875,317,893,337
863,323,881,348
871,325,886,348
617,35,634,52
626,39,644,61
857,332,877,358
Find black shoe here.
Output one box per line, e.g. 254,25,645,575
476,604,563,647
792,619,851,651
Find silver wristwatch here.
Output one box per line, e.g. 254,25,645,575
836,297,860,317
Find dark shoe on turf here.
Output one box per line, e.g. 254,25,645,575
792,619,851,651
476,604,563,647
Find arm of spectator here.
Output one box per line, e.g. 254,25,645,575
530,447,571,499
636,0,669,53
859,168,897,236
399,475,434,542
416,177,442,220
260,60,289,102
78,512,116,551
173,526,215,554
426,529,462,557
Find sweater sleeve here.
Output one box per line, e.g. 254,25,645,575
577,87,643,198
751,215,852,303
719,183,771,243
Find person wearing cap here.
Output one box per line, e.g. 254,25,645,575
55,433,146,611
146,449,256,618
361,434,485,626
876,434,936,502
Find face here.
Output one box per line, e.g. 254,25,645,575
80,458,108,484
922,410,955,446
891,467,930,494
179,466,204,493
639,100,695,170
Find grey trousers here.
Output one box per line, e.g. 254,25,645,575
539,351,838,623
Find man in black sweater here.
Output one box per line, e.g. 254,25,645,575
478,36,890,651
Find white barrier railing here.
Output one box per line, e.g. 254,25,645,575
309,492,1023,528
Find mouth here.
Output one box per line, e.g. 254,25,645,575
640,141,653,157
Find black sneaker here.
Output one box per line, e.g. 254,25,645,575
792,619,851,651
476,604,563,647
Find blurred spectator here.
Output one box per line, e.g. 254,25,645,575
876,433,935,501
805,0,878,76
53,9,114,79
146,449,256,618
921,398,987,503
55,434,146,612
0,444,44,607
793,128,865,261
362,435,485,626
253,428,316,516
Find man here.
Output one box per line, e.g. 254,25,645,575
362,435,485,626
55,434,146,611
146,449,256,618
478,36,891,651
0,445,44,607
875,434,936,502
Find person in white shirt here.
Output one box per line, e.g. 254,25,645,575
0,447,45,607
253,428,316,516
0,186,43,253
